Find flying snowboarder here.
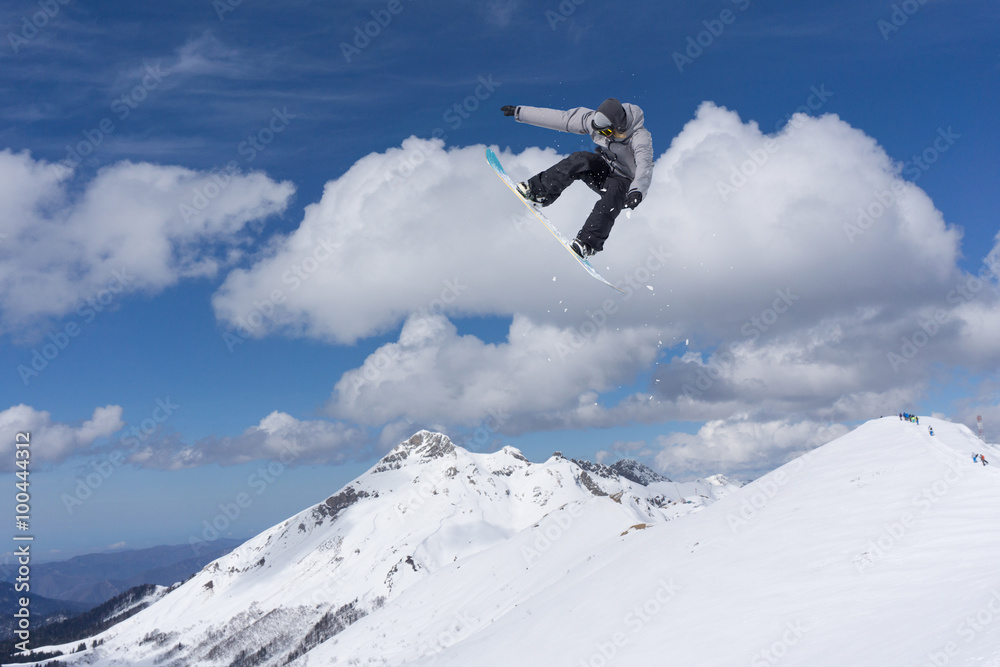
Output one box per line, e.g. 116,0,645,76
500,98,653,258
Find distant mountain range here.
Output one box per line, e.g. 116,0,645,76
2,539,243,607
0,539,242,641
0,582,90,640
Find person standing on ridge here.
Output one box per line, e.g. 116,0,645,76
500,98,654,258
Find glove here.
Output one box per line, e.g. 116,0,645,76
624,190,643,210
501,105,517,117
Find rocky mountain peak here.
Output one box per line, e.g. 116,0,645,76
569,457,669,486
499,445,529,462
610,459,669,485
373,430,457,473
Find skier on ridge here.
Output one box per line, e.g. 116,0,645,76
500,98,654,258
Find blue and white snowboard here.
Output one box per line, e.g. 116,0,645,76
486,147,625,294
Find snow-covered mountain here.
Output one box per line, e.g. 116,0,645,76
22,431,734,666
23,419,1000,665
319,417,1000,667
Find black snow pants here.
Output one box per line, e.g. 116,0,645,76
526,151,631,252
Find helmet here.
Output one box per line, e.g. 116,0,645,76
592,98,627,135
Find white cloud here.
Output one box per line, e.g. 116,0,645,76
213,102,971,344
0,404,125,470
209,102,999,445
653,417,851,480
652,320,933,414
328,313,662,429
0,149,294,334
129,411,370,470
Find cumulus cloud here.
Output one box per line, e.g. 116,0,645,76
0,404,125,470
328,313,662,428
129,411,370,470
209,102,999,461
0,149,294,334
214,102,968,342
653,417,852,480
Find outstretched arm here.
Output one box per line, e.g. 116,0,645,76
504,105,594,135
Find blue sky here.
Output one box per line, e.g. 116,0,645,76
1,0,998,561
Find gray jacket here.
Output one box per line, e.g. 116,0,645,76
514,103,654,197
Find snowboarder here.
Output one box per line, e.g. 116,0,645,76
928,426,934,436
982,455,989,466
500,98,654,258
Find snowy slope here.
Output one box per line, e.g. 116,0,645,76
28,419,1000,666
303,417,1000,666
25,431,731,666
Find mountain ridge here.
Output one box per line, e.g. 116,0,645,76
17,430,732,665
22,419,1000,666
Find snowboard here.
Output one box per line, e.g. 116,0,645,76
485,147,625,294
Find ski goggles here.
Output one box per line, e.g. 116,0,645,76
592,112,615,137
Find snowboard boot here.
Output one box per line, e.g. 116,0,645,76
516,181,548,206
570,237,597,258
